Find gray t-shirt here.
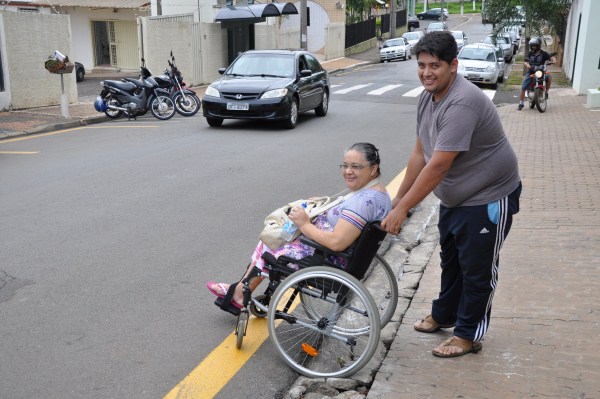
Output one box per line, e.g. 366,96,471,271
416,75,520,207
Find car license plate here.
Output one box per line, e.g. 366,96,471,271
467,74,478,79
227,102,249,111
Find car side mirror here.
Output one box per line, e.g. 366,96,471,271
218,67,226,75
300,69,312,77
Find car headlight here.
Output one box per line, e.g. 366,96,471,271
534,70,543,78
458,63,464,71
486,65,496,72
261,88,288,99
205,86,220,97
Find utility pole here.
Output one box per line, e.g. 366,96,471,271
390,0,396,38
300,0,307,50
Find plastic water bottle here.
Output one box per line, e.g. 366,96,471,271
280,203,307,241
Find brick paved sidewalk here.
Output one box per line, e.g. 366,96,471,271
367,90,600,398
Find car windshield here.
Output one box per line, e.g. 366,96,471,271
452,32,463,39
402,32,419,40
483,36,495,45
383,39,405,48
227,53,295,78
459,48,495,62
429,23,444,29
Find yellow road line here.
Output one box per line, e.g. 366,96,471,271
0,125,159,144
0,127,85,144
164,171,408,399
164,317,270,399
0,151,39,154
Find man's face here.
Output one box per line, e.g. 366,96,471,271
417,52,458,102
530,44,540,52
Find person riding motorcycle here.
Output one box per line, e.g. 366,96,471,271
518,37,556,110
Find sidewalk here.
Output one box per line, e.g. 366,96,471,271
366,89,600,398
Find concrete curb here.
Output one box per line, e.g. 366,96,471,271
283,194,441,399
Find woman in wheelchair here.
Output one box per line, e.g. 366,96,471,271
207,142,392,316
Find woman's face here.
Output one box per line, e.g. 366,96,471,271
341,149,377,191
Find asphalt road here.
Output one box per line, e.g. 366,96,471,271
0,68,418,398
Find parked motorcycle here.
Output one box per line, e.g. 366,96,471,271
94,59,176,120
526,52,556,113
153,52,201,117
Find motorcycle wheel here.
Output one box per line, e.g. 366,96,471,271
173,92,201,117
150,95,176,120
104,97,123,119
535,88,547,113
528,90,536,109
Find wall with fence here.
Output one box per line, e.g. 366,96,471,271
0,11,77,110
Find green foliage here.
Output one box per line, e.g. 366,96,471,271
346,0,376,23
483,0,570,39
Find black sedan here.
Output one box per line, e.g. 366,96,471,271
201,50,330,129
416,7,449,20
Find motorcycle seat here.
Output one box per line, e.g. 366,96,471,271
103,79,137,92
123,77,151,88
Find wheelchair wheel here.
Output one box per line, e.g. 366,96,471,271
236,312,248,349
249,294,269,318
267,266,380,378
300,254,397,328
360,254,398,328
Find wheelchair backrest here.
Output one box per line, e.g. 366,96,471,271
345,220,387,280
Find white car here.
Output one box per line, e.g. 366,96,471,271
502,25,521,53
482,34,513,62
379,37,412,62
401,31,425,53
457,44,501,89
479,43,506,82
451,30,468,53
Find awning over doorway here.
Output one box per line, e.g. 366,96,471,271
215,3,298,24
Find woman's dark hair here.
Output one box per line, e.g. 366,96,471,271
346,142,381,177
413,31,457,65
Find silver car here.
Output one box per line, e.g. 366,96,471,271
457,44,500,89
426,21,448,34
482,34,513,62
451,30,468,53
379,37,412,62
402,31,425,54
479,43,505,83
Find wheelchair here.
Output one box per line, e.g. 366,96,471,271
220,220,399,378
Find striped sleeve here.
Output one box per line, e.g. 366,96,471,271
340,209,368,230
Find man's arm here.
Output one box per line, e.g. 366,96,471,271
382,142,458,234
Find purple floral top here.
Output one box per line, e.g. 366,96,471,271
252,189,392,272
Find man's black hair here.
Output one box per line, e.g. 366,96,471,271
413,31,457,65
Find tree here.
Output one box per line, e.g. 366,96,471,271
346,0,376,23
483,0,571,48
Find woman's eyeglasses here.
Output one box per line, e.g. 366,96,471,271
339,163,370,171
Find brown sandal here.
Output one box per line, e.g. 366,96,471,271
414,314,454,333
432,336,482,358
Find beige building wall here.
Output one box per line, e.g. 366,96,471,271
139,15,227,86
0,11,77,110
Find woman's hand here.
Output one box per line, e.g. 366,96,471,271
288,205,310,227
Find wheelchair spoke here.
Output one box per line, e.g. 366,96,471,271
268,267,380,378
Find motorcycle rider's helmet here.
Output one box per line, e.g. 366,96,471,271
529,37,541,50
94,97,108,112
